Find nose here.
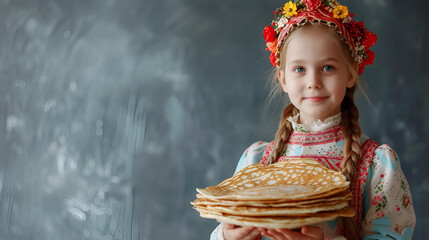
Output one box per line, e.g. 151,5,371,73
306,70,322,89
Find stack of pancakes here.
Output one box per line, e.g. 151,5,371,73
192,159,354,229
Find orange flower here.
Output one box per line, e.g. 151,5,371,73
266,39,278,53
333,5,348,19
282,1,298,18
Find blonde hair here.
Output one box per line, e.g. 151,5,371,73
267,23,362,238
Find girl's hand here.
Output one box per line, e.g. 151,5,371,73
260,226,323,240
223,223,262,240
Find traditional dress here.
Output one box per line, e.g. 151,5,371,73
210,113,415,240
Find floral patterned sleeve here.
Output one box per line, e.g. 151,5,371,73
233,141,269,173
360,144,416,239
210,141,269,240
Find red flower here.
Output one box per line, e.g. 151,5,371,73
345,21,366,41
363,31,377,48
372,195,382,205
263,26,276,42
402,194,410,207
269,52,277,67
359,49,375,75
302,0,321,11
362,49,375,66
377,211,386,218
358,65,365,75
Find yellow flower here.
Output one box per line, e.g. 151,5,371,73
333,5,348,19
282,1,298,18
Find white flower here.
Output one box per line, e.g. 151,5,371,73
354,44,365,52
352,44,365,63
343,16,352,24
353,54,363,64
276,17,289,32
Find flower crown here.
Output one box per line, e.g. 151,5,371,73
263,0,377,75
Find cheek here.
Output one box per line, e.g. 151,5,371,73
334,85,348,99
328,78,349,94
283,80,296,94
283,73,300,90
285,83,301,101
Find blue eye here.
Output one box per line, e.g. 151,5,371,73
323,65,334,71
294,67,305,73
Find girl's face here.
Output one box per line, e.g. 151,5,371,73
278,26,356,123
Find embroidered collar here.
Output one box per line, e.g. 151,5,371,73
287,112,342,133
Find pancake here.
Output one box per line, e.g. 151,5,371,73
198,207,355,229
191,158,355,229
197,159,348,201
205,201,349,216
192,190,352,207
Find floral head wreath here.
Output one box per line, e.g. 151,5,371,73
263,0,377,75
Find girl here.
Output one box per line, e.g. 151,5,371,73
210,0,416,239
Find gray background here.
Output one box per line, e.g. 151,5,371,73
0,0,428,239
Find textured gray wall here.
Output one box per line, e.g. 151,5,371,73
0,0,428,239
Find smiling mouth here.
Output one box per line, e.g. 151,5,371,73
305,97,328,102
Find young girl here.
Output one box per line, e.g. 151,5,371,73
210,0,416,239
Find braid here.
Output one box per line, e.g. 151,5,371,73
341,86,362,240
340,86,362,182
267,104,298,165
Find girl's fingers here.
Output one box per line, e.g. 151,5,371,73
224,223,239,229
223,224,262,240
235,226,256,235
301,225,324,239
279,229,302,239
274,226,324,240
246,227,263,239
225,225,322,240
233,226,261,240
261,231,279,240
277,228,301,238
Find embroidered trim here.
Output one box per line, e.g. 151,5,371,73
288,126,344,146
347,139,380,239
260,141,275,165
260,126,344,165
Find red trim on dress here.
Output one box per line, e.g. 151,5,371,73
260,127,344,165
348,139,380,238
260,141,275,165
288,126,344,146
